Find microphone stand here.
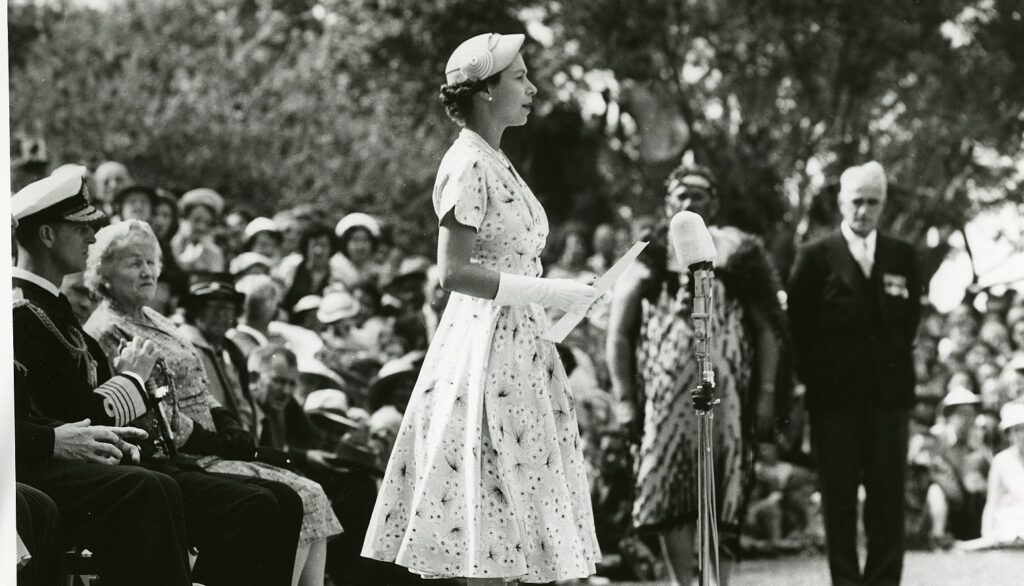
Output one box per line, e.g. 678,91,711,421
689,260,720,586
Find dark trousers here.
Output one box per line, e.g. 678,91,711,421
307,468,405,585
18,462,192,586
810,408,909,586
149,463,304,586
16,483,62,586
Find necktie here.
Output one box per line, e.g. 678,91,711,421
857,238,873,277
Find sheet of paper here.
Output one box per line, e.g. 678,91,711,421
541,240,649,343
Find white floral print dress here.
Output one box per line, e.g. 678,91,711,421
362,129,601,582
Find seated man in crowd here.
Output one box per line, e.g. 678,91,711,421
13,167,301,585
249,345,387,585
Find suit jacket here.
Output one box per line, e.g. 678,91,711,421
13,278,149,471
787,230,921,412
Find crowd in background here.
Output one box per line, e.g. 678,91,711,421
14,158,1024,583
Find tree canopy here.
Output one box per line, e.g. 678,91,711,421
9,0,1023,265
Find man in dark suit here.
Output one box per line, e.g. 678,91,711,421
13,166,302,586
787,161,921,586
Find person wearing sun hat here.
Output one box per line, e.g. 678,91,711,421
244,216,284,264
953,402,1024,551
361,33,601,583
172,187,227,274
330,212,385,290
925,386,987,548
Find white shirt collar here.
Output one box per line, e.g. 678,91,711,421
840,221,877,252
12,267,61,298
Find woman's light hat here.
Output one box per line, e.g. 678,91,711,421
229,252,273,276
334,212,381,239
999,402,1024,431
445,33,525,85
942,385,981,408
179,188,225,216
317,290,361,323
244,217,281,241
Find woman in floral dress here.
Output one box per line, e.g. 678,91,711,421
361,33,602,584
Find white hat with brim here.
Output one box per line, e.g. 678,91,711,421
229,252,273,276
334,212,381,239
999,403,1024,431
943,385,981,408
1008,354,1024,373
244,216,281,241
179,188,225,216
368,358,419,399
304,389,360,429
12,165,105,224
292,294,322,314
317,291,361,324
839,161,887,200
445,33,525,85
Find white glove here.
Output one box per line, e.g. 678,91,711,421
494,273,599,315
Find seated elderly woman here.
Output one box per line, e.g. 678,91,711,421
82,220,342,586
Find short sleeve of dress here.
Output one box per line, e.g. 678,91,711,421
434,158,487,230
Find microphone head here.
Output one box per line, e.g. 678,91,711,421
669,211,717,268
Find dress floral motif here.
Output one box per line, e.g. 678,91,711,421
361,129,601,582
85,301,343,545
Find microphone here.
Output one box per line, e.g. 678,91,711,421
669,211,717,412
669,210,717,270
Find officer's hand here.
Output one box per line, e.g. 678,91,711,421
114,337,159,381
52,419,124,465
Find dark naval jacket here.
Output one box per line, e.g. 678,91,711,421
13,276,149,472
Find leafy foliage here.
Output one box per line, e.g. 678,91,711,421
9,0,1024,264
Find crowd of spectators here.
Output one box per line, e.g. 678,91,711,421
13,158,1024,584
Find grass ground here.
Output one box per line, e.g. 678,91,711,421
599,550,1024,585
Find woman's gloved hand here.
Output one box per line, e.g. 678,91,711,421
493,273,599,315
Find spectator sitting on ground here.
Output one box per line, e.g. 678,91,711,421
171,187,227,274
927,386,988,547
958,402,1024,550
742,443,820,556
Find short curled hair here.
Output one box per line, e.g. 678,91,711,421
438,72,501,125
84,219,163,297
